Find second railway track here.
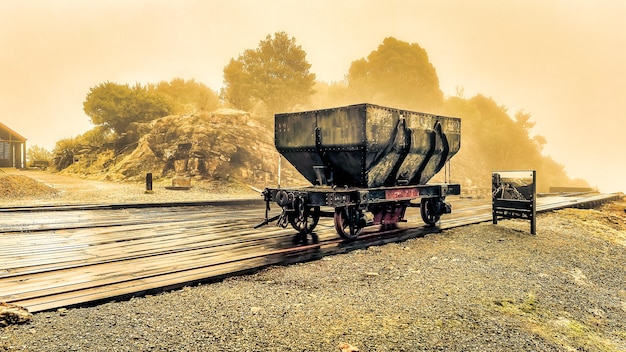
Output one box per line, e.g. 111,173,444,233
0,192,621,313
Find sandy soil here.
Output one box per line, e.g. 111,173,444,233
0,168,260,207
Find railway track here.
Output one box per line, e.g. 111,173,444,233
0,192,621,313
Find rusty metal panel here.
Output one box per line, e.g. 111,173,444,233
275,103,461,188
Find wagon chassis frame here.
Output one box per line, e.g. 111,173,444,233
257,183,461,241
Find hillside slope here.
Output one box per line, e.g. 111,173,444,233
60,104,585,194
64,109,306,189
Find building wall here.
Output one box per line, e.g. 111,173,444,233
0,125,26,168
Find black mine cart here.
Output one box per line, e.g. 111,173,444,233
256,103,462,240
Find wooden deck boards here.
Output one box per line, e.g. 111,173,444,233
0,204,296,312
1,194,619,313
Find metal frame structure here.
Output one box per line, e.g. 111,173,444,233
257,104,462,241
492,170,537,235
258,182,461,240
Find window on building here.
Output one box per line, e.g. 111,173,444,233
0,142,10,160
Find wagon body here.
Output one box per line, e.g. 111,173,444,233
275,103,461,188
259,104,462,240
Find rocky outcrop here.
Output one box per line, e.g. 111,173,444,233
0,302,32,327
109,109,306,188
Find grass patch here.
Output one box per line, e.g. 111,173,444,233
493,293,622,351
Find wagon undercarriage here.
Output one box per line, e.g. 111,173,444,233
257,183,460,240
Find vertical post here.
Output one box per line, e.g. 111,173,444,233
530,170,537,235
277,155,282,189
146,173,153,194
9,134,13,168
492,171,498,224
23,141,26,169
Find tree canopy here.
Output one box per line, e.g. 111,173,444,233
83,82,171,134
222,31,316,114
67,35,585,190
441,95,579,191
26,145,52,164
154,78,220,115
346,37,443,111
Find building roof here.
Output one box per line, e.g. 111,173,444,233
0,121,27,142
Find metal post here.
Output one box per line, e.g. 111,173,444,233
530,170,537,235
146,173,153,194
277,155,282,189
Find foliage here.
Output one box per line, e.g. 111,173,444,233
304,81,354,110
62,35,587,189
51,126,114,171
26,145,52,164
83,82,171,134
346,37,443,111
154,78,220,115
80,125,115,148
222,31,316,115
442,95,582,191
52,137,83,171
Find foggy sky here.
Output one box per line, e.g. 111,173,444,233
1,0,624,192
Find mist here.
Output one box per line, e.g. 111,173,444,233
1,0,624,192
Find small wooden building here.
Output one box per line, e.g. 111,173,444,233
0,122,27,168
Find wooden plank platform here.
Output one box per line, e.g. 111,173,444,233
1,194,620,313
0,204,305,312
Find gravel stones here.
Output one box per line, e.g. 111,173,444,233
0,174,57,199
0,303,32,328
1,203,625,351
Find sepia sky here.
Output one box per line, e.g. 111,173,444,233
1,0,624,192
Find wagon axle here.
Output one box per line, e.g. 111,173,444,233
257,187,455,241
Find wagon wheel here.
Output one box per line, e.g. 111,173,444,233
420,198,441,226
288,206,320,234
334,206,363,240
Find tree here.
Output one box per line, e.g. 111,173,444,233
83,82,171,134
346,37,443,111
222,31,316,114
52,137,82,170
306,81,353,110
155,78,220,115
80,125,114,148
441,94,585,192
515,110,546,152
26,145,52,164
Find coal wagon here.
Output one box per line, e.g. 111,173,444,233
257,103,461,240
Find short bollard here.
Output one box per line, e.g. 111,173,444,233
145,173,153,194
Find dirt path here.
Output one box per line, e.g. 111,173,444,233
0,168,258,206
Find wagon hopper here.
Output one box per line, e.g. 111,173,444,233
257,103,462,240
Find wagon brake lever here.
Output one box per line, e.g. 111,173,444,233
254,214,281,229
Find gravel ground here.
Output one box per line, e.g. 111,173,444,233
1,170,625,351
0,169,260,206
